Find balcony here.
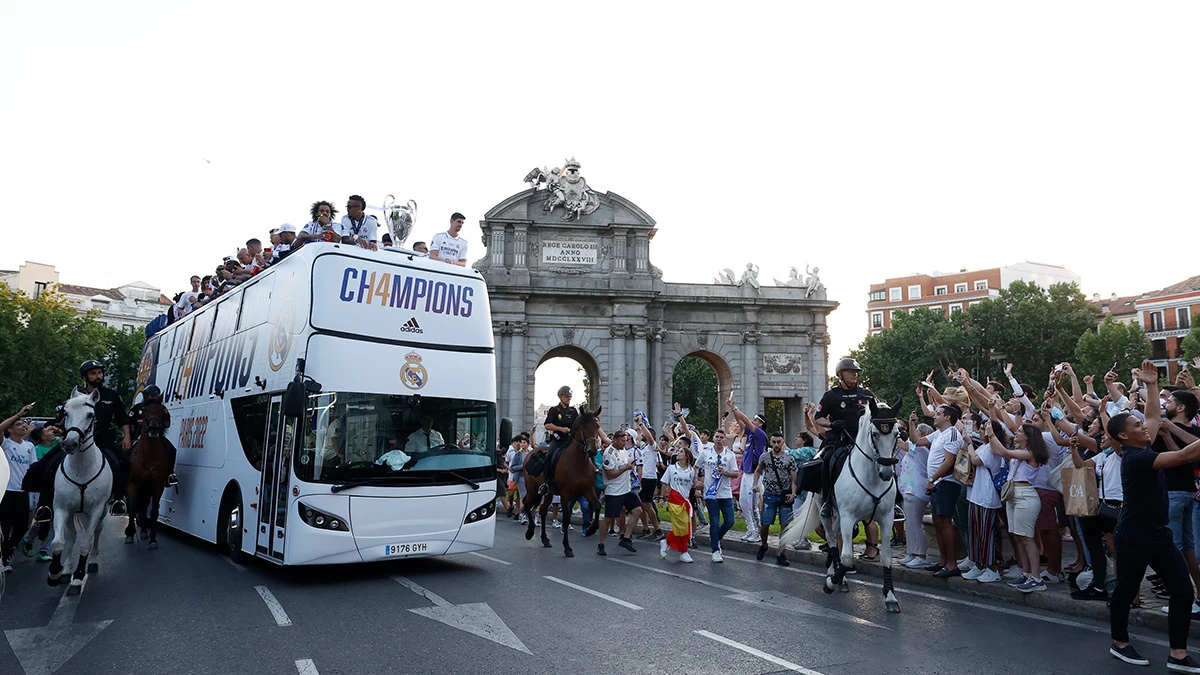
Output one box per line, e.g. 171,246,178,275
1147,327,1191,340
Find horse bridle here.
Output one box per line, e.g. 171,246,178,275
846,415,900,519
61,400,107,514
134,405,167,476
63,401,96,451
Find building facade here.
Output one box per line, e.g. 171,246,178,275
866,262,1080,335
1134,276,1200,381
0,261,171,331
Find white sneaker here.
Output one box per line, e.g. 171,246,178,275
2,560,12,574
660,539,669,559
745,536,761,544
552,520,561,529
957,557,974,571
679,552,694,563
896,554,915,564
1004,566,1026,581
977,569,1002,583
1039,570,1063,584
712,550,723,563
902,556,928,569
962,566,985,580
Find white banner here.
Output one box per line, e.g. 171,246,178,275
542,241,598,265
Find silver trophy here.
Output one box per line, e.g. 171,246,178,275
377,195,417,247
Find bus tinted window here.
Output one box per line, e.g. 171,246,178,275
296,393,495,484
231,394,270,471
239,277,271,331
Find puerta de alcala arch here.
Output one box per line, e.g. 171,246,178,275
475,160,837,437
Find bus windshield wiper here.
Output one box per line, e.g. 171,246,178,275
330,476,414,493
435,471,480,490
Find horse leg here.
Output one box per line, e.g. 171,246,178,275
88,517,102,573
68,509,103,594
821,512,839,594
147,484,162,549
47,508,68,586
834,510,856,593
523,490,542,541
539,499,552,548
584,489,600,537
561,495,574,558
124,481,139,543
879,505,900,613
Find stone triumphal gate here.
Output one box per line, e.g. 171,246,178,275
477,160,836,436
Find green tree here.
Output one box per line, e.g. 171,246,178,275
850,306,970,415
103,326,146,399
1181,314,1200,365
671,356,719,434
1075,315,1151,382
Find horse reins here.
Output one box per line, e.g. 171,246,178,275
61,401,108,515
846,416,900,524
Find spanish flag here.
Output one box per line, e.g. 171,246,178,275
666,490,692,553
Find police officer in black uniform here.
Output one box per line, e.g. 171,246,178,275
813,358,877,518
35,360,132,521
538,386,580,496
128,385,179,487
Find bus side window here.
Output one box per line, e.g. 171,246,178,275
231,394,270,470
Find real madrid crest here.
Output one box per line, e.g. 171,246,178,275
400,351,428,390
840,401,847,408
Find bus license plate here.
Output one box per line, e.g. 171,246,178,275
384,542,429,556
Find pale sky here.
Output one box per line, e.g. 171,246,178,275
4,3,1198,412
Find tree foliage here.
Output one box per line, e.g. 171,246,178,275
1075,315,1151,382
0,282,145,418
1182,314,1200,365
851,281,1100,415
672,356,719,434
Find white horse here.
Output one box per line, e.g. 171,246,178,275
48,388,114,594
781,397,903,613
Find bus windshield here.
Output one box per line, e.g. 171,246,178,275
296,392,496,484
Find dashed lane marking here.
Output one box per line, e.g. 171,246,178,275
695,630,826,674
468,552,512,565
543,576,643,610
295,658,320,674
255,586,293,626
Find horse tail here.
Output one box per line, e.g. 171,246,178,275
778,495,821,548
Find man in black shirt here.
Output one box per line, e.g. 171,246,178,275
811,358,876,518
1107,361,1200,672
1156,388,1200,610
538,386,579,496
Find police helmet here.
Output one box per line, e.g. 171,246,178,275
557,386,573,398
79,360,105,379
834,358,862,376
143,385,163,400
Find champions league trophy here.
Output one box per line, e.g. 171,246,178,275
376,195,417,247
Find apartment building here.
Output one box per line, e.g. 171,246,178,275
0,261,171,332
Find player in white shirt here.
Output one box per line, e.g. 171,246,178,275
697,429,739,561
340,195,379,250
597,431,643,557
429,212,468,266
298,201,344,245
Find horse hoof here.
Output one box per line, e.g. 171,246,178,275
87,563,98,573
886,602,901,613
524,529,534,541
148,541,158,550
125,536,134,544
564,548,574,558
541,540,552,548
839,582,850,593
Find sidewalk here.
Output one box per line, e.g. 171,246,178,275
688,519,1197,639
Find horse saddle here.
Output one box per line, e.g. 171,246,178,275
524,450,547,478
798,445,852,494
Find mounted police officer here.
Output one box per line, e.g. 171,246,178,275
538,385,579,496
812,357,876,518
35,360,132,521
128,385,179,487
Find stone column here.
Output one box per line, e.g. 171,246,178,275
742,328,761,416
508,321,526,424
613,230,628,274
633,232,649,274
489,225,506,270
632,325,649,416
810,331,829,404
609,325,630,423
512,224,528,269
493,319,510,419
648,325,664,425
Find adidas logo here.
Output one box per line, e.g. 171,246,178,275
400,318,423,334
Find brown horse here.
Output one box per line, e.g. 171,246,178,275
126,401,169,549
523,407,602,557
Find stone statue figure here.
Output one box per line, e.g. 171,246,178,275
714,268,736,285
773,266,805,288
526,157,600,221
738,263,760,290
805,265,825,298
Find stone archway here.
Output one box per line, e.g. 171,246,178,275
668,350,735,434
535,344,601,413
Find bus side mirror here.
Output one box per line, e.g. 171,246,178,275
498,417,513,450
283,375,306,418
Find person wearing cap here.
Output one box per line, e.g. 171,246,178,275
812,357,878,519
539,386,580,496
726,393,768,544
128,385,178,487
272,223,298,263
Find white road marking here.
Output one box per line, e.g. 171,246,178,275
255,586,293,626
606,558,744,592
721,553,1188,651
295,658,320,675
392,576,451,607
695,630,825,674
468,551,512,566
4,581,114,675
225,557,246,572
543,576,643,610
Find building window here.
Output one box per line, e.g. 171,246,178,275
869,289,886,302
1179,308,1191,330
1151,339,1168,359
889,287,902,302
1149,311,1165,332
969,300,984,307
871,312,883,329
949,303,963,314
954,282,968,293
33,281,47,299
123,324,135,333
907,285,922,300
973,280,988,291
930,305,943,315
934,285,948,296
890,309,905,322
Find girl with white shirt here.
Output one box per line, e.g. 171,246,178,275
989,423,1051,593
963,422,1006,583
897,424,932,569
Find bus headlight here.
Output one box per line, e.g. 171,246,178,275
464,502,495,524
297,502,349,531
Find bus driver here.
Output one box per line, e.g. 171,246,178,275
403,414,444,456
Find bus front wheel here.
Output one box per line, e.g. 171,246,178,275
220,491,245,564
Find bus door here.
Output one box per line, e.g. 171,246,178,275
257,396,295,561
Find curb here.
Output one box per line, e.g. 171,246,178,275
695,531,1197,639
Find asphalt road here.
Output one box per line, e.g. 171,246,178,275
0,513,1187,675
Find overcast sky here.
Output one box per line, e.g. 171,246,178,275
4,3,1198,411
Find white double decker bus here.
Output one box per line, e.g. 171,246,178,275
136,243,509,565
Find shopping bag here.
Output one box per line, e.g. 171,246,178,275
952,448,976,486
1062,465,1099,517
